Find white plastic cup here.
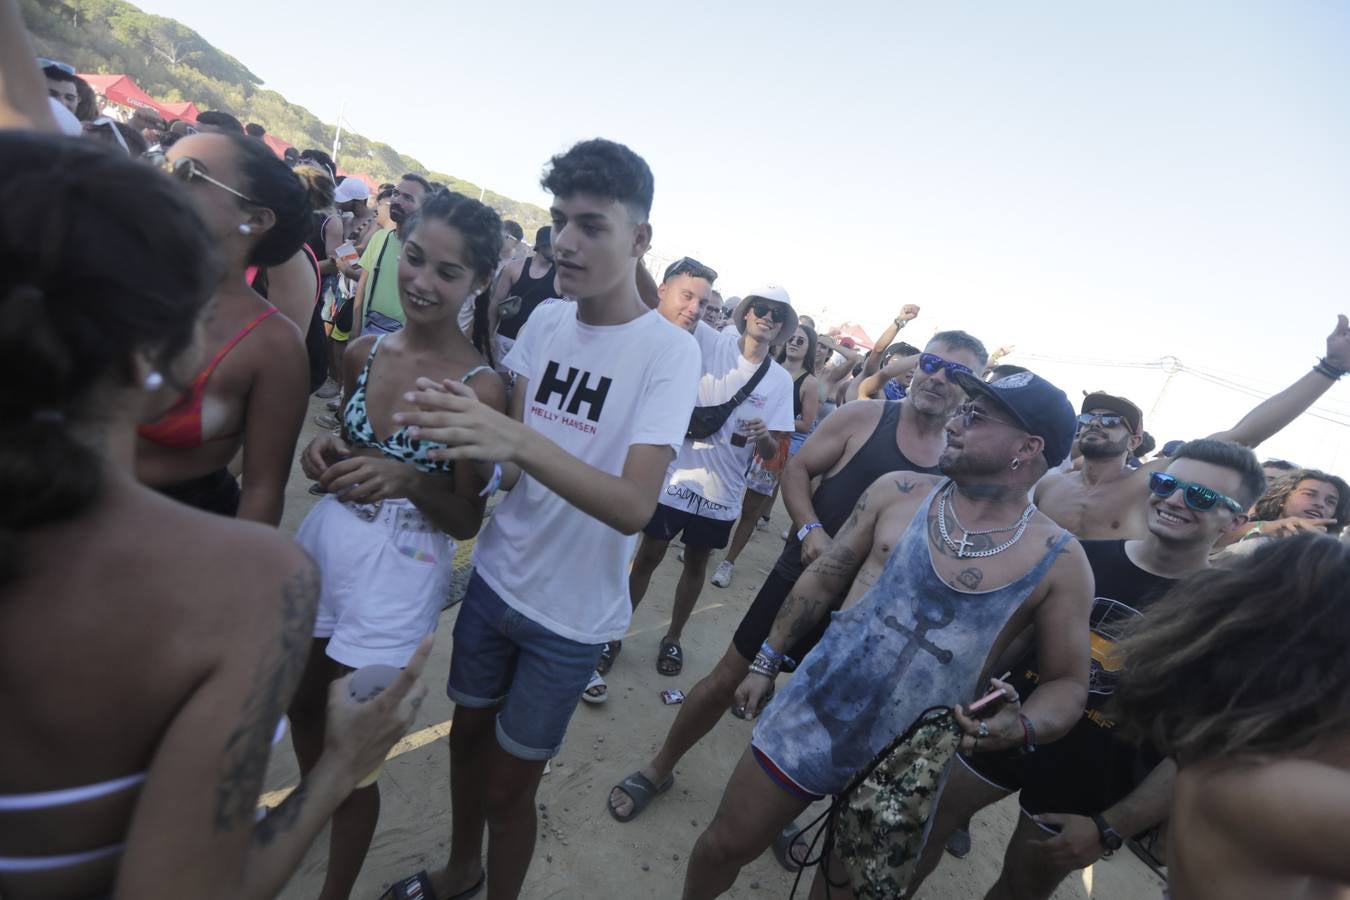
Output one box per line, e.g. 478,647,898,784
335,240,358,265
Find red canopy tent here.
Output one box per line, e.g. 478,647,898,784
828,322,876,351
158,100,199,123
79,73,172,120
261,133,294,160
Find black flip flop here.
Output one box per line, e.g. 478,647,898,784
608,771,674,823
380,869,485,900
657,638,683,676
596,639,622,675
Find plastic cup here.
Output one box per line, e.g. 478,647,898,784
335,240,358,265
348,663,400,787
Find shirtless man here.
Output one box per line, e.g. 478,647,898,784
682,370,1094,899
1035,315,1350,539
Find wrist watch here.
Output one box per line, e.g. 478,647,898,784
1090,813,1124,853
796,522,823,541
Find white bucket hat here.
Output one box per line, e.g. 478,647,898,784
734,285,798,345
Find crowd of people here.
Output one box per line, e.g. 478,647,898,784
4,7,1350,899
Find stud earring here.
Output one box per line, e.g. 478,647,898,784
145,371,164,390
237,224,252,235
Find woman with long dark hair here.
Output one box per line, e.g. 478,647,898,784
1114,534,1350,899
0,132,426,900
291,189,507,900
137,131,313,523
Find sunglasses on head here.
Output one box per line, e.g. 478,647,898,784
161,155,260,205
1148,472,1245,514
749,302,786,323
1077,412,1128,430
918,352,974,379
665,256,718,283
38,57,76,75
83,117,129,154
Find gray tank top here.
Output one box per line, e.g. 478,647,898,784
752,480,1072,796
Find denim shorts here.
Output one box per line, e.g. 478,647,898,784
447,572,605,760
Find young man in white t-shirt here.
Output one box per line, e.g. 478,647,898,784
395,139,701,900
599,286,795,685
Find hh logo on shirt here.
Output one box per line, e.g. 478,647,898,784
534,360,612,423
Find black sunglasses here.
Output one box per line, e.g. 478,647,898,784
919,352,974,379
1077,412,1128,430
749,302,786,324
1148,472,1244,514
664,256,718,283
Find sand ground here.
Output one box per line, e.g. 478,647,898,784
269,397,1164,899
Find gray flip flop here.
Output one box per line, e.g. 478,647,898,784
608,771,674,822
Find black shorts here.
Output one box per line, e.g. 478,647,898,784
961,719,1161,822
155,468,241,517
644,501,734,550
730,557,840,667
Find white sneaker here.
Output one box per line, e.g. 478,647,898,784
781,528,790,541
711,560,734,588
676,545,685,563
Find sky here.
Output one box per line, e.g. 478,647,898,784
129,0,1350,470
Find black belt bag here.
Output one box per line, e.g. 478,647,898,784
686,356,772,440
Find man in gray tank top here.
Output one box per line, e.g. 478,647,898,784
682,370,1095,899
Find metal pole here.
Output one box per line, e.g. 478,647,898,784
331,99,346,167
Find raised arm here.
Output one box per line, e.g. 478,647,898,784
863,304,920,376
0,0,58,131
856,353,918,401
1207,315,1349,448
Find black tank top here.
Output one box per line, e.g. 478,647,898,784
306,211,337,263
791,370,808,420
773,400,941,581
496,253,559,340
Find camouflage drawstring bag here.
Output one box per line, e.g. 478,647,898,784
790,706,961,899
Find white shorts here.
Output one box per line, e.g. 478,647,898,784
296,494,455,668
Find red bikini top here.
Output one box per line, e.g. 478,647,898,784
137,306,278,450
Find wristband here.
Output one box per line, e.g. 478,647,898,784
1314,357,1346,381
894,317,907,328
1018,714,1037,754
796,522,823,542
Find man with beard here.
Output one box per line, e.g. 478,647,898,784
607,333,988,823
681,370,1092,898
349,172,430,336
1035,315,1350,539
910,438,1267,900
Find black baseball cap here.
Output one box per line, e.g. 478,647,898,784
952,369,1077,468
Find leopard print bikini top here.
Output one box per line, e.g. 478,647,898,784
342,335,491,475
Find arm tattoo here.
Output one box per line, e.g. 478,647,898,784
895,478,917,494
214,563,318,832
781,544,864,644
253,778,308,847
840,492,868,534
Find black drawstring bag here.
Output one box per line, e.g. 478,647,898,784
686,356,772,439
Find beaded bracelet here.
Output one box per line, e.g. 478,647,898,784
1314,357,1346,381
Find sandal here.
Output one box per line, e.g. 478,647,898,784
581,670,608,705
379,869,485,900
657,637,683,677
596,640,622,675
607,771,674,823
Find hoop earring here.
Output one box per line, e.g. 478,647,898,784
1009,457,1021,471
145,371,164,390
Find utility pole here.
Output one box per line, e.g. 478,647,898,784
331,99,346,168
1149,355,1182,420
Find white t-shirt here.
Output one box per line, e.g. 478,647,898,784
471,302,701,644
661,323,795,520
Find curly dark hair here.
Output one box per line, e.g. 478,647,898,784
0,134,219,582
403,190,503,365
1113,534,1350,764
1252,468,1349,535
541,138,654,221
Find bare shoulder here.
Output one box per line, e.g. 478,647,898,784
465,364,508,413
254,302,306,349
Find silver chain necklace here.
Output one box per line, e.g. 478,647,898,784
936,481,1037,559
